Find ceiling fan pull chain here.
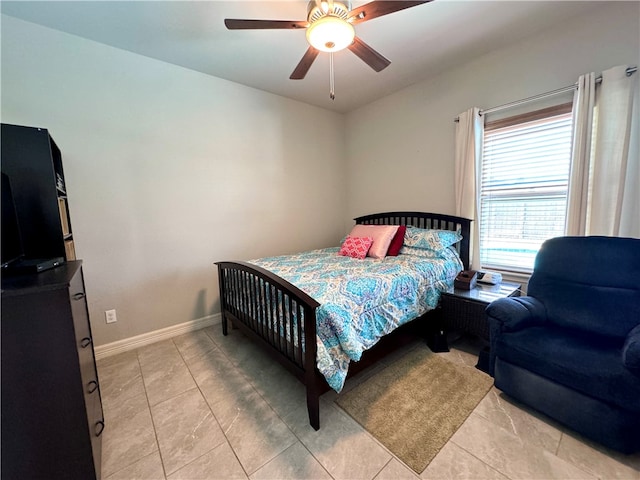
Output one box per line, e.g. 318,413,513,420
329,52,336,100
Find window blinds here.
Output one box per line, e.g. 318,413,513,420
479,112,573,272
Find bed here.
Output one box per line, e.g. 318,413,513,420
216,211,471,430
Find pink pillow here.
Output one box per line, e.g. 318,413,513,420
339,236,374,259
386,225,407,256
348,225,400,259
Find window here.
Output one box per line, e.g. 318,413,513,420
479,103,573,272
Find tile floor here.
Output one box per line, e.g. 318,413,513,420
97,325,640,480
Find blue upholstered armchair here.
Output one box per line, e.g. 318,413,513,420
487,236,640,454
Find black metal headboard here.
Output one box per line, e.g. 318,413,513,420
354,211,472,269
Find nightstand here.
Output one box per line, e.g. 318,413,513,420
440,282,522,341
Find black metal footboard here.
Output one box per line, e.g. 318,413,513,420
215,261,324,429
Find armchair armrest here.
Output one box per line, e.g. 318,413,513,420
623,324,640,375
487,296,546,377
486,296,547,332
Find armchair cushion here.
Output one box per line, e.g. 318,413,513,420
494,325,640,413
623,324,640,374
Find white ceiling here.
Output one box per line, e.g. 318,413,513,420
2,1,605,113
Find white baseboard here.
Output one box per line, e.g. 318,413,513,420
94,313,221,360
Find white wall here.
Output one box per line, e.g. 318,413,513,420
1,15,347,346
345,3,640,222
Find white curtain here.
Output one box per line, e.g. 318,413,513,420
566,65,638,237
454,107,483,270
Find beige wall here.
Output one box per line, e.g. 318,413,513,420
1,15,347,346
345,2,640,223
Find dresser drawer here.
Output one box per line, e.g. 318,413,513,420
1,262,102,479
69,266,103,479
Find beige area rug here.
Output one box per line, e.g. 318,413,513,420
336,347,493,474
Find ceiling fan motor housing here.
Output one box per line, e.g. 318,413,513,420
306,1,354,52
307,1,351,23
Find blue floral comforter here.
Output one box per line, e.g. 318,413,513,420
249,247,462,392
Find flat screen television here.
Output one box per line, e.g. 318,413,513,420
1,172,25,269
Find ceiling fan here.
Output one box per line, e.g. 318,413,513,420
225,1,432,98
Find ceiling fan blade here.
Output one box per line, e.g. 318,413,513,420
224,19,308,30
348,37,390,72
348,1,432,25
290,47,320,80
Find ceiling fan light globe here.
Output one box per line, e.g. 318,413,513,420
306,16,355,52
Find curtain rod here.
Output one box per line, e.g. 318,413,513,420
454,66,637,122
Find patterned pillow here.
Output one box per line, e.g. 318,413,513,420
338,236,374,259
403,227,462,251
347,224,400,259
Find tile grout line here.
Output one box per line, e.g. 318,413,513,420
202,327,302,477
210,326,429,478
203,327,338,479
99,351,168,480
210,326,410,479
170,334,250,479
196,328,260,478
449,436,515,480
371,456,399,480
136,348,169,480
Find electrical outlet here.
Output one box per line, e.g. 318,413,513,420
105,309,117,324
